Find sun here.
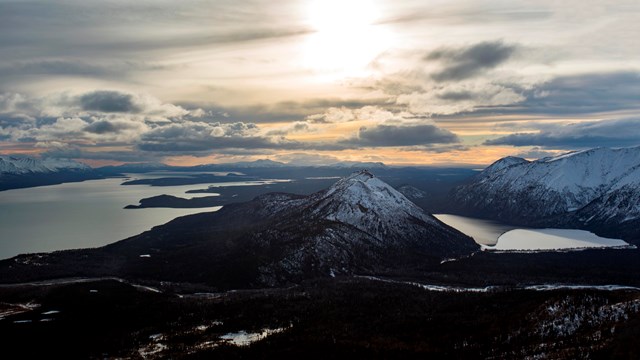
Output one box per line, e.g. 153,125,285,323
303,0,391,80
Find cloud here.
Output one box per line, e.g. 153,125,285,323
0,60,117,79
342,123,459,148
266,121,312,136
83,119,144,135
425,41,518,82
0,90,201,147
396,82,524,116
306,106,398,124
361,41,526,116
484,118,640,149
514,72,640,115
80,91,142,113
137,121,308,153
0,90,196,121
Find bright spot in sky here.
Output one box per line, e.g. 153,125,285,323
303,0,391,80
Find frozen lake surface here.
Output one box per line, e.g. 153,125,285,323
485,228,632,251
435,214,632,251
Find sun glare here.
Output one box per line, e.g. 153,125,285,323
303,0,391,80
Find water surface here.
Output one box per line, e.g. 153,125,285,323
434,214,517,245
0,175,284,259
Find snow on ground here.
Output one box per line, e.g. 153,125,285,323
485,228,632,251
220,326,290,346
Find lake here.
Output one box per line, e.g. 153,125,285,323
434,214,517,246
0,174,282,260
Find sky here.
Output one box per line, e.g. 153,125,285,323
0,0,639,167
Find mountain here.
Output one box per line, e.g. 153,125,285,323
0,170,478,288
96,162,172,174
326,161,387,169
397,184,429,201
0,155,98,191
0,155,90,175
222,159,287,168
450,146,640,242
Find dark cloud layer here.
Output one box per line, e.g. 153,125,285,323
185,96,394,124
136,121,324,153
484,118,640,149
80,91,142,113
343,124,459,147
516,72,640,115
84,120,139,134
426,41,518,82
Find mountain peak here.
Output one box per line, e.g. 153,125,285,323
323,170,400,203
484,156,529,174
330,169,375,188
350,169,375,179
309,171,442,241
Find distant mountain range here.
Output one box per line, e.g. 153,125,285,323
99,159,387,172
0,155,99,191
450,146,640,243
0,155,390,191
0,171,478,288
0,155,90,174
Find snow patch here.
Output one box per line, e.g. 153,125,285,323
220,326,290,346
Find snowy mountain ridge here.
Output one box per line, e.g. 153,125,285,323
0,155,90,175
482,147,640,197
304,170,438,241
451,146,640,241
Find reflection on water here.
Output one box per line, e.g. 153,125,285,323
0,176,240,259
434,214,518,245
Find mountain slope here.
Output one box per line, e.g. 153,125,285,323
0,155,90,175
0,155,98,191
0,171,479,288
450,146,640,242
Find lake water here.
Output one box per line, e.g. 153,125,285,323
0,175,281,260
434,214,517,246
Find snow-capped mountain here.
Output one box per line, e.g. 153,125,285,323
0,155,90,175
0,155,97,191
450,146,640,241
304,171,439,240
100,170,478,288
